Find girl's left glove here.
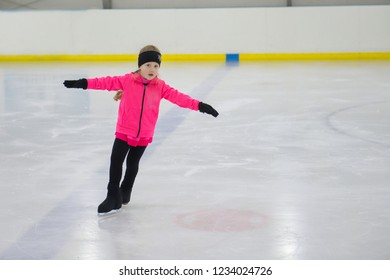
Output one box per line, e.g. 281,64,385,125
199,102,219,117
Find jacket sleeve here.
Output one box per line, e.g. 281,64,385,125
87,75,127,91
161,82,200,111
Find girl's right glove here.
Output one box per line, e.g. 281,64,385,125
63,79,88,89
199,102,219,117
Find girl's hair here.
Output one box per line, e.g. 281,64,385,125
113,90,122,101
139,45,161,54
113,45,161,102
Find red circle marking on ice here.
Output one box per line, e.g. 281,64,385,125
176,209,267,232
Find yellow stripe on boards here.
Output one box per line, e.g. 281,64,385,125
0,52,389,62
240,52,390,61
0,54,225,63
0,54,137,62
163,54,226,62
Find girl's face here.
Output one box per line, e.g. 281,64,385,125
139,62,160,80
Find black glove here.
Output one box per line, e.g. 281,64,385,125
63,79,88,89
199,102,219,117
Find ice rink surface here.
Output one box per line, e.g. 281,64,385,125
0,61,389,260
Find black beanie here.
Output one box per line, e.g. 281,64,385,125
138,51,162,68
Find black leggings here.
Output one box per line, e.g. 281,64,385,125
109,138,147,189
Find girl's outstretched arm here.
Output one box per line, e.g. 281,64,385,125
64,75,126,91
162,82,219,117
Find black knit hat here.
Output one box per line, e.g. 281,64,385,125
138,51,162,67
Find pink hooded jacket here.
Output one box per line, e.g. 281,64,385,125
87,73,200,138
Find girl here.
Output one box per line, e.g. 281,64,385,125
63,45,218,215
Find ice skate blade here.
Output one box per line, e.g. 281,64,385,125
97,209,120,217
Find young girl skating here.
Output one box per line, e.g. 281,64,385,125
63,45,219,215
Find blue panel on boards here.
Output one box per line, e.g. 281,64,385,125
226,53,239,66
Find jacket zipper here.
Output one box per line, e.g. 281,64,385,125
137,84,147,138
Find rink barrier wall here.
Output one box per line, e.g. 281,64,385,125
0,52,390,63
0,6,389,60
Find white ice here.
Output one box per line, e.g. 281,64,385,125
0,61,390,259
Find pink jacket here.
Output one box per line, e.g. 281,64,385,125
87,73,200,138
